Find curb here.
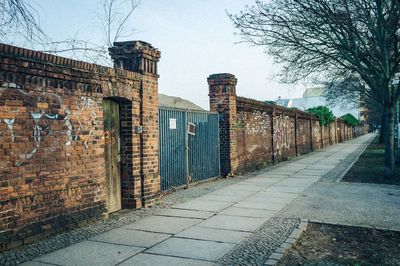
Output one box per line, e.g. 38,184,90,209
335,134,376,183
263,219,309,265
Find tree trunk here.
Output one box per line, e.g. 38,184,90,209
384,105,395,179
379,108,385,143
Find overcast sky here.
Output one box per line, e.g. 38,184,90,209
28,0,306,110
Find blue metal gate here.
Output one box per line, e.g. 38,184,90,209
158,108,220,191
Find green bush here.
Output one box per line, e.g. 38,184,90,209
307,106,335,126
341,113,359,126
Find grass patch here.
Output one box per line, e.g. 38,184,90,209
278,222,400,265
342,136,400,185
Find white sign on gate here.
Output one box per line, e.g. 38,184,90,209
169,118,176,129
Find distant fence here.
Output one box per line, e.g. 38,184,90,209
158,108,220,191
208,73,369,176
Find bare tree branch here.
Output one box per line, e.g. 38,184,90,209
0,0,46,43
0,0,140,66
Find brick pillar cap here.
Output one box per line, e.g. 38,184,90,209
109,40,160,59
207,73,237,85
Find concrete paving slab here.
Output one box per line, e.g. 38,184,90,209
304,164,336,170
269,169,304,174
177,226,251,244
20,262,53,266
198,214,268,232
219,207,277,218
294,169,326,176
32,240,144,266
273,179,315,188
222,183,263,192
198,194,244,203
119,253,217,266
245,194,294,205
157,209,214,219
122,216,202,234
318,159,343,166
293,158,322,164
261,172,292,178
266,185,309,194
254,191,300,199
173,199,233,212
89,228,171,248
241,177,282,185
146,238,235,261
234,199,289,211
287,175,321,181
287,161,314,165
277,163,308,169
208,189,254,198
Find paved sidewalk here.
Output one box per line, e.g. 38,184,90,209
19,133,389,266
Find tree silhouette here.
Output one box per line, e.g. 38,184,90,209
229,0,400,178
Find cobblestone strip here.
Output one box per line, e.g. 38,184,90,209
219,218,300,266
263,219,309,266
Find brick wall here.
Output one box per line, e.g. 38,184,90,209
235,98,273,171
208,73,368,176
0,41,160,250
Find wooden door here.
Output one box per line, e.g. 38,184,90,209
103,99,121,213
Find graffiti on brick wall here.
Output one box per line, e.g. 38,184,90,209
313,123,320,141
0,83,98,167
242,111,269,136
76,96,98,149
274,115,291,156
298,123,307,144
232,120,243,145
236,110,270,154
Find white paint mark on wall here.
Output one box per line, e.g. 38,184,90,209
75,96,98,149
274,115,291,156
26,148,36,159
4,118,15,142
46,114,59,120
247,144,259,153
65,109,72,146
31,113,43,143
2,82,21,88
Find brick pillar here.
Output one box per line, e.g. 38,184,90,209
208,73,239,177
109,41,161,208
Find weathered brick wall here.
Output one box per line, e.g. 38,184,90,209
208,73,367,177
322,125,330,147
312,120,322,150
236,98,273,171
297,117,312,155
0,41,160,250
329,121,337,144
273,107,296,161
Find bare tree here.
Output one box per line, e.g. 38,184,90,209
229,0,400,179
0,0,140,66
39,0,140,66
100,0,140,49
0,0,46,43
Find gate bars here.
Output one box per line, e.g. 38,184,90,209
158,108,221,191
